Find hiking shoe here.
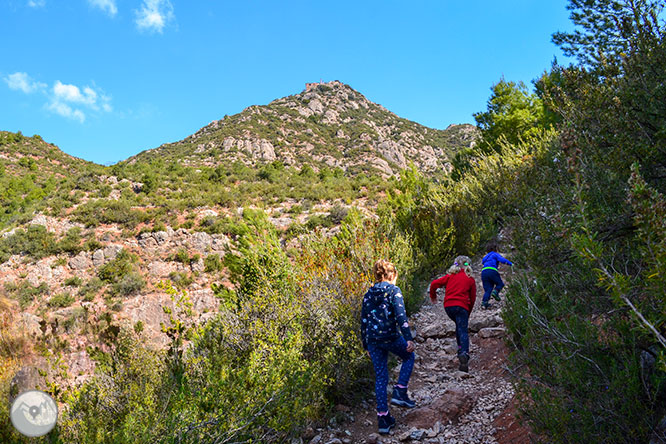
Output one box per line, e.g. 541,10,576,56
491,289,501,301
377,414,396,434
458,353,469,372
482,301,492,309
391,386,416,408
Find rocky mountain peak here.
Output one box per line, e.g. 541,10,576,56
127,81,478,177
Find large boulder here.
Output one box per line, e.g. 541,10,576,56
420,321,456,339
9,367,46,404
27,262,52,286
137,232,158,248
69,251,92,270
189,231,213,252
469,314,502,333
148,261,177,277
92,245,123,267
477,327,506,339
403,386,473,428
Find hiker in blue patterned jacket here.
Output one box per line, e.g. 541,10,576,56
481,240,513,309
361,259,416,435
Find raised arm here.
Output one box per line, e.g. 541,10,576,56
495,252,513,266
429,275,449,302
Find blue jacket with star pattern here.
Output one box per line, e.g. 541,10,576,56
360,281,413,350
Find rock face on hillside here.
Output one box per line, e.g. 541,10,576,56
128,80,478,176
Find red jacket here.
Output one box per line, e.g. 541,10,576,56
429,271,477,312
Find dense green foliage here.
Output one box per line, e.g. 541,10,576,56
449,78,556,180
552,0,664,70
473,79,553,153
490,1,666,441
97,250,146,297
0,226,88,264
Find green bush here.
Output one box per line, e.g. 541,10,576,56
98,250,145,297
327,204,348,225
112,272,146,296
168,271,193,289
60,330,171,443
78,277,104,301
1,224,57,260
203,254,223,273
58,227,83,255
4,281,49,309
48,292,74,308
169,249,199,266
305,214,333,230
73,200,144,228
84,238,103,252
64,276,82,287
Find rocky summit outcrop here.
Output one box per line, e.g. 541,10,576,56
301,258,532,444
127,80,478,176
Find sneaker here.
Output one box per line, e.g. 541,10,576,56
391,386,416,408
377,413,396,434
482,301,492,309
458,353,469,372
491,289,501,301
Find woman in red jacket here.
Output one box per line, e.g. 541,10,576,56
429,255,477,372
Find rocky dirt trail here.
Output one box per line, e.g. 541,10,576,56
301,259,533,444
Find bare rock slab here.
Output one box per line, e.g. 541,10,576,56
403,387,473,429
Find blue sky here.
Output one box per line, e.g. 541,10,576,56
1,1,574,165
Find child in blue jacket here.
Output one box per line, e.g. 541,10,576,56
481,241,513,309
361,259,416,435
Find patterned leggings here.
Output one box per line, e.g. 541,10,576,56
367,336,414,413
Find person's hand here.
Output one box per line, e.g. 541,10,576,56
406,341,415,353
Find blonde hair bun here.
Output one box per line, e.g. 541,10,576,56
447,255,473,275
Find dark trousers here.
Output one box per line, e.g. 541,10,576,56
367,336,414,413
481,268,504,303
445,305,470,356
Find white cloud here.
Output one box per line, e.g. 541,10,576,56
48,81,112,122
46,102,86,123
4,72,46,94
27,0,46,8
135,0,174,33
5,71,112,123
53,81,97,106
87,0,117,17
